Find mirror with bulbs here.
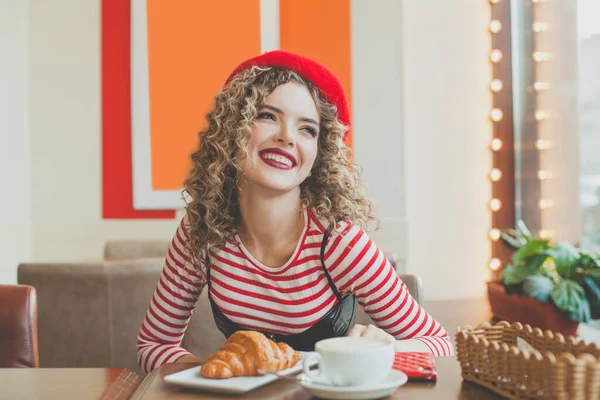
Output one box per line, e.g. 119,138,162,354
496,0,600,254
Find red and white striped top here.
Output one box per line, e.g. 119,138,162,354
137,209,453,373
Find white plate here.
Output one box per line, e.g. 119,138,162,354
298,370,408,400
163,353,311,394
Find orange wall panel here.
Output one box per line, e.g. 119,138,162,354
146,0,261,190
279,0,352,147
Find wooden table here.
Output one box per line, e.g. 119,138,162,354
0,368,140,400
130,357,504,400
0,359,503,400
0,299,501,399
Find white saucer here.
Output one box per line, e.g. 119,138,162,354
298,370,408,400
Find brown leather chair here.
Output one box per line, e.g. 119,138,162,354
0,284,39,368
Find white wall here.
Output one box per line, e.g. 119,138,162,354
29,0,180,261
352,0,408,269
403,1,492,300
0,0,32,284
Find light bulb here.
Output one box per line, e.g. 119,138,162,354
539,230,553,239
489,229,501,241
533,82,551,91
538,170,552,180
489,258,502,271
490,108,504,122
490,20,502,33
490,79,503,92
490,49,503,63
489,0,501,4
490,168,503,182
535,110,550,120
539,199,553,209
532,22,548,32
533,52,550,62
490,198,502,211
536,139,551,149
490,138,503,151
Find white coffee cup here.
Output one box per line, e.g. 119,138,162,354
302,336,395,386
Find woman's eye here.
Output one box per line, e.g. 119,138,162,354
301,126,318,137
257,112,276,121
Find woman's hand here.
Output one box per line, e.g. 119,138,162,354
347,324,433,353
347,324,395,344
176,354,202,364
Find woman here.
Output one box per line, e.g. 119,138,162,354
137,50,453,373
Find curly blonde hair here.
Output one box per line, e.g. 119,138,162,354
183,66,378,267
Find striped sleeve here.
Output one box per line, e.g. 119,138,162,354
324,222,454,356
136,214,207,373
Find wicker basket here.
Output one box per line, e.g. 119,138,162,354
456,321,600,399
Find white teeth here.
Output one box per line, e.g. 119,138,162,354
261,152,293,167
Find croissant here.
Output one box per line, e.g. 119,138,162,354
200,331,302,379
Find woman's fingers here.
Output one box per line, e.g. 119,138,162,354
347,324,395,344
364,324,393,343
365,324,381,337
347,324,366,337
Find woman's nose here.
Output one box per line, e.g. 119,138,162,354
275,123,295,146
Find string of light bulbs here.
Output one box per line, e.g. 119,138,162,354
488,0,553,276
488,0,504,272
532,0,554,240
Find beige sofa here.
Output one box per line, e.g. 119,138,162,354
18,241,421,375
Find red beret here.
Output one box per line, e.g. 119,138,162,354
224,50,351,142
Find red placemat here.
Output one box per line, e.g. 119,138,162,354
393,352,437,381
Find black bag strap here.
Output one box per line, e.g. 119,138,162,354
205,252,212,290
320,224,343,303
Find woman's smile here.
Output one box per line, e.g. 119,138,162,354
258,148,298,170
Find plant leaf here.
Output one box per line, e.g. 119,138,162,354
583,277,600,319
569,298,591,323
516,220,533,241
525,254,548,272
580,253,600,269
551,279,585,313
502,265,534,285
584,268,600,278
523,275,554,302
501,232,524,249
512,239,549,267
547,242,580,278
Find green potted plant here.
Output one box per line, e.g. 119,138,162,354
487,221,600,334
